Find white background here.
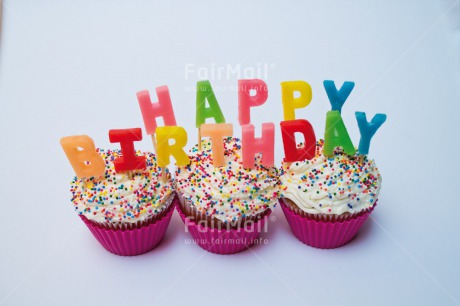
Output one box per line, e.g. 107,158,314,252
1,1,459,305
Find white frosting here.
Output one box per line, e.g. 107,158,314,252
175,137,279,223
71,149,174,223
280,140,381,215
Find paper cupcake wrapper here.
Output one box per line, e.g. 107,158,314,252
79,196,176,256
175,200,271,255
280,198,375,249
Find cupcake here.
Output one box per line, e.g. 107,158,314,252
175,137,279,254
70,149,176,256
279,139,381,249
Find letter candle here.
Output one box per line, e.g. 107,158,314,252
196,80,226,150
238,79,275,168
355,112,387,155
323,111,356,157
281,81,312,121
238,79,268,125
242,123,275,169
200,123,233,167
156,126,190,167
108,128,146,172
280,119,316,162
323,80,355,114
60,135,105,179
137,86,177,152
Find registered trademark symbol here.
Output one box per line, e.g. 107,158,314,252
270,216,277,222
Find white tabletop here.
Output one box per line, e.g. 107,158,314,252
0,1,459,305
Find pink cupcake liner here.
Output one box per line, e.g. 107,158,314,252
175,201,271,255
79,196,177,256
280,198,375,249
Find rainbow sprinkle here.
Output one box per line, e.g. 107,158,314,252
175,137,279,223
280,139,381,214
70,149,174,223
